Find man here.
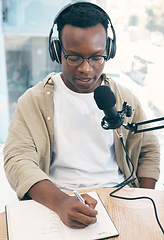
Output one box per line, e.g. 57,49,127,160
4,1,160,229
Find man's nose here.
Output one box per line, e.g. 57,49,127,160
77,59,93,72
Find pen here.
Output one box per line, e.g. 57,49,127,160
73,190,85,204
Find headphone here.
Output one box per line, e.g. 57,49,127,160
49,1,116,64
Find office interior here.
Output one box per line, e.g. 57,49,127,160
0,0,164,212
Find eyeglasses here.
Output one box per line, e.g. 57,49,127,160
62,47,107,67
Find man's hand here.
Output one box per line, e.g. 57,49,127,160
27,180,97,229
57,193,98,228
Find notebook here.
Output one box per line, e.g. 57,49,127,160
5,191,119,240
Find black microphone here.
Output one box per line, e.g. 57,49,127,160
94,85,124,129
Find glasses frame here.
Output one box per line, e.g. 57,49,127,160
61,47,107,67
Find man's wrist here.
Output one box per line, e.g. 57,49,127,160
139,177,156,189
26,179,68,212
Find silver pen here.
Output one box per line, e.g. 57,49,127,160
73,190,85,204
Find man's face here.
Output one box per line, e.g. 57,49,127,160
60,24,107,93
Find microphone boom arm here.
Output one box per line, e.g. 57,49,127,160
124,117,164,133
100,99,164,134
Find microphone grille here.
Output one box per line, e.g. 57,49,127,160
94,85,116,110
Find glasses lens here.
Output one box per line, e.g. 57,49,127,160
67,56,83,66
89,56,105,67
66,55,106,67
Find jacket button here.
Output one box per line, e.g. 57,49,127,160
47,117,51,120
47,91,50,95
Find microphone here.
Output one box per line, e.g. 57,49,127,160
94,85,124,129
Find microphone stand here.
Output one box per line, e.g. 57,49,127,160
124,117,164,133
101,101,164,134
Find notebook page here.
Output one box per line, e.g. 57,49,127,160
6,200,65,240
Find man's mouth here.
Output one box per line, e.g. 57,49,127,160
79,78,90,82
76,78,92,82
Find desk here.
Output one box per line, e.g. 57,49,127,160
0,187,164,240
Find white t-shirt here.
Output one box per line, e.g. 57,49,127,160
49,73,124,192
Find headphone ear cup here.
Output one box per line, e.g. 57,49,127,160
49,39,62,63
106,37,116,60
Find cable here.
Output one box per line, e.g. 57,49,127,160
113,136,136,188
109,136,164,234
110,193,164,234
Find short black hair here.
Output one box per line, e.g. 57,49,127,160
56,3,109,40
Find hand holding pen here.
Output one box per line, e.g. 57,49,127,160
54,189,98,229
73,190,86,204
73,190,97,209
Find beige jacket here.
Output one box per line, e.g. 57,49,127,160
4,73,160,199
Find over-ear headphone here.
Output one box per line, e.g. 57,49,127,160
49,1,116,64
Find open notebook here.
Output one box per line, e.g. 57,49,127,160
5,191,119,240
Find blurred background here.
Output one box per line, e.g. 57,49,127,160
0,0,164,212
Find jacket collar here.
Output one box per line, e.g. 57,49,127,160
43,72,56,87
43,72,111,88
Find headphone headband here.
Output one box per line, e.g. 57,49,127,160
49,1,116,63
53,1,111,25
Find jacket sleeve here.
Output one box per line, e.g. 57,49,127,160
135,112,160,181
111,78,160,184
123,91,160,181
3,85,53,199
